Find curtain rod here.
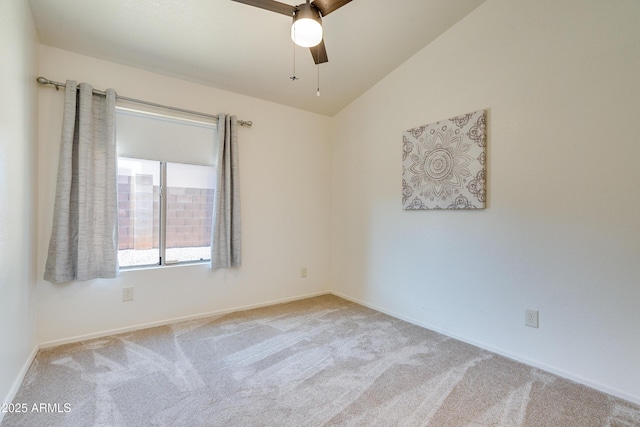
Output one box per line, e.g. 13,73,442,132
36,76,253,128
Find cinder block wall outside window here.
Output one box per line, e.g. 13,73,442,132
118,174,214,250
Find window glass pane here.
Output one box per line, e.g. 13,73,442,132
165,162,215,263
117,158,161,267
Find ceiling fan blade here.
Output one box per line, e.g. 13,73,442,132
231,0,295,16
310,40,328,64
311,0,352,16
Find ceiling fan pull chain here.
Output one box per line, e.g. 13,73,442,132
317,62,321,96
290,32,299,81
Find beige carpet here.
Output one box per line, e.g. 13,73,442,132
3,295,639,426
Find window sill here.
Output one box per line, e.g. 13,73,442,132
119,260,210,272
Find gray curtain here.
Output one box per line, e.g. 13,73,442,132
211,114,241,268
44,81,119,283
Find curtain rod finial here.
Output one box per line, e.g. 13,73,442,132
36,76,49,85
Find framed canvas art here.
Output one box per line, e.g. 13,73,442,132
402,109,486,210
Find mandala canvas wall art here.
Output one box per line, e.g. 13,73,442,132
402,109,486,210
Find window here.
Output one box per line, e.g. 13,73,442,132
115,108,216,268
118,158,161,266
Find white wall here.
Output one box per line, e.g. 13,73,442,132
37,46,332,345
331,0,640,404
0,0,39,411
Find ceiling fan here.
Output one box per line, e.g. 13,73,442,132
231,0,353,64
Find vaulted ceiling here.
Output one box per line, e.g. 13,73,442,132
29,0,485,116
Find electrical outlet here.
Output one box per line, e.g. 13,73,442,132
300,267,308,278
122,287,134,302
525,309,539,328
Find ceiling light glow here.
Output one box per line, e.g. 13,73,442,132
291,4,322,48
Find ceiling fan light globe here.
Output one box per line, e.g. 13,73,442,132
291,18,323,47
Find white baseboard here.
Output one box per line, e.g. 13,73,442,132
330,290,640,406
1,344,39,423
39,291,330,349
